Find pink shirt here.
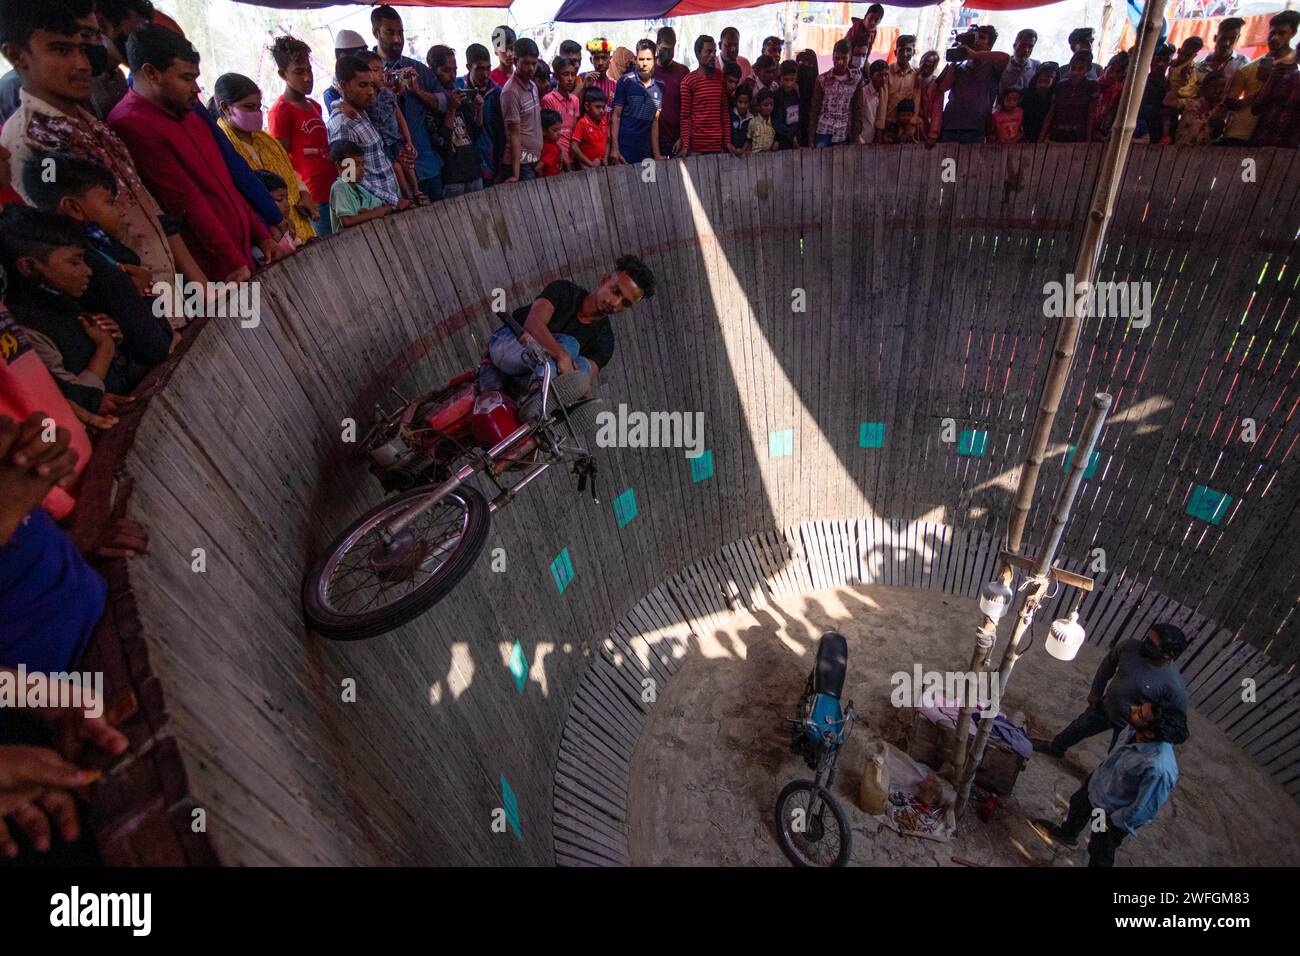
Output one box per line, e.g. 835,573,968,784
542,89,581,164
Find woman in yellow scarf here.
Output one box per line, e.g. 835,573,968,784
211,73,317,244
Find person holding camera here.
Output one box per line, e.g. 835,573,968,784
935,24,1009,144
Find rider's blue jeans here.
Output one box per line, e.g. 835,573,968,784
488,327,591,387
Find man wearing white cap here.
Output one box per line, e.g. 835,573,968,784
323,29,367,115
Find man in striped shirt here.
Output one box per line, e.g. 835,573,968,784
678,35,728,157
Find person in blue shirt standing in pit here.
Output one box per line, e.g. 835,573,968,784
1031,699,1188,866
370,5,444,201
610,40,663,167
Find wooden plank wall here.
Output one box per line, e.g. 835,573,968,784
113,144,1298,866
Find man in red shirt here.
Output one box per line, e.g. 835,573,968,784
653,26,690,157
679,35,728,157
107,24,274,281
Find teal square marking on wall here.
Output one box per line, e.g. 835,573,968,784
859,422,886,449
507,640,527,693
691,449,714,483
958,429,989,457
550,547,574,594
769,429,794,458
1064,446,1101,480
1187,485,1232,525
500,773,522,841
613,488,638,528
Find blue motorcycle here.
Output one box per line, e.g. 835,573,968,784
775,632,858,867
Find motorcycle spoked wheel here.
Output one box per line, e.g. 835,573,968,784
301,485,490,640
774,779,852,867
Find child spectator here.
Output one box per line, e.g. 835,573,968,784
1066,27,1102,80
1020,61,1057,143
21,150,175,360
537,109,564,177
729,86,753,156
1166,70,1229,145
353,50,424,206
723,61,743,103
267,35,336,238
1163,36,1205,140
255,170,303,255
211,73,318,245
1092,52,1130,141
0,206,155,415
990,88,1024,143
880,99,922,143
543,56,582,170
328,140,394,232
326,56,405,211
1168,36,1206,98
1041,52,1097,143
1135,46,1173,142
810,40,863,147
571,87,609,168
772,61,803,148
749,90,777,151
857,60,888,143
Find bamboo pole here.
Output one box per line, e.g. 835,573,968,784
956,394,1113,812
948,0,1170,785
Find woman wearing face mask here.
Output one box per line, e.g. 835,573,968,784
210,73,317,244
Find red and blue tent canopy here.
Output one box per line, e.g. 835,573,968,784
553,0,1066,19
231,1,509,9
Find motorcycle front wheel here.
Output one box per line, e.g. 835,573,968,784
302,485,490,641
774,780,851,867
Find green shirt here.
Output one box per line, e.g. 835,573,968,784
329,178,385,232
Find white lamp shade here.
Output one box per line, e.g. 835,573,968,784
1045,611,1087,661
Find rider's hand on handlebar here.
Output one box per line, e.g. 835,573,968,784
556,352,578,376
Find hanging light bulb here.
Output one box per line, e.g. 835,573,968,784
979,579,1013,622
1046,611,1087,661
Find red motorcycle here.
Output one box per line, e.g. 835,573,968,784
301,332,603,640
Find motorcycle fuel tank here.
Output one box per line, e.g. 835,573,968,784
470,390,520,448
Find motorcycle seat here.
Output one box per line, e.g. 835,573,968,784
813,631,848,700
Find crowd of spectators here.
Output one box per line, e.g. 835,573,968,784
0,0,1297,862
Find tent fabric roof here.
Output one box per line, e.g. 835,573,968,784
554,0,1065,20
231,0,508,10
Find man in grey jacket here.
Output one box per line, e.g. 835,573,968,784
1038,622,1189,758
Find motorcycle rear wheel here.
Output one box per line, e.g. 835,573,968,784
302,485,490,640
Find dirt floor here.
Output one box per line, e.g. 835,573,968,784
627,585,1300,867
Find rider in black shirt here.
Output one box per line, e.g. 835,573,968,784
487,254,655,421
